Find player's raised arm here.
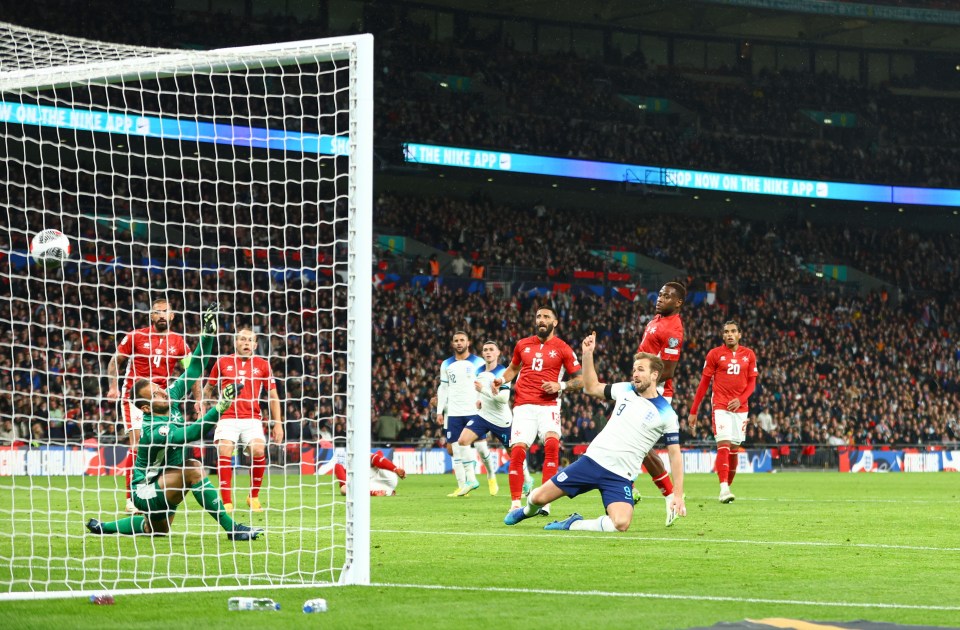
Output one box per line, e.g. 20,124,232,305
493,362,519,394
168,303,219,404
154,383,242,446
106,337,131,401
580,333,607,399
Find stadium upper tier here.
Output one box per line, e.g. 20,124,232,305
4,5,960,188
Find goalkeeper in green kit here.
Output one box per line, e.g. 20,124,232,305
86,303,263,541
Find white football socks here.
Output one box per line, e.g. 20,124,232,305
569,516,614,532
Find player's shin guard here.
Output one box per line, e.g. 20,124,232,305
542,437,560,485
454,444,477,485
716,445,730,484
652,471,674,497
100,515,146,535
250,455,266,498
191,478,235,531
569,515,614,532
217,455,234,505
508,446,526,500
334,463,346,488
474,440,497,479
727,449,739,485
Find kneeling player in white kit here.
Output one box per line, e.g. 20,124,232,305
505,334,686,531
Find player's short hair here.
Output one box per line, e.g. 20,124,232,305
133,378,153,411
452,329,470,340
633,352,664,378
536,305,558,319
723,320,741,332
236,325,255,336
664,281,686,303
151,297,169,309
482,340,500,349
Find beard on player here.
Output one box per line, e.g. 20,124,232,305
536,322,554,341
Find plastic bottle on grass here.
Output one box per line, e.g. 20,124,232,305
303,598,328,613
89,594,114,605
227,597,280,611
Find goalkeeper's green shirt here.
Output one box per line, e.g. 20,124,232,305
131,333,216,487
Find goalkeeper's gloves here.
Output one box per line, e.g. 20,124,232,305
215,382,243,413
202,302,220,335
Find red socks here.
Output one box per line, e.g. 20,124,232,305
727,449,739,485
250,455,266,498
334,463,347,487
371,450,398,473
218,455,234,504
652,472,674,497
542,437,560,485
716,445,730,484
508,446,526,500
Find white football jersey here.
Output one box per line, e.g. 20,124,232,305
585,382,680,480
437,354,486,417
475,365,512,428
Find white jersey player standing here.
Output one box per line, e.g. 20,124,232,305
437,330,487,496
505,334,686,532
459,340,531,497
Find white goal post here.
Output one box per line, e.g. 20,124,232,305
0,22,372,598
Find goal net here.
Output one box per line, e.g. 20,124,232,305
0,22,372,598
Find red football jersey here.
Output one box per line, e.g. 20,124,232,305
207,355,276,421
694,345,759,413
117,327,189,392
510,335,580,407
637,312,684,398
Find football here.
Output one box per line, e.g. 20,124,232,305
30,229,72,269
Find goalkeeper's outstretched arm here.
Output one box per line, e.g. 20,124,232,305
149,383,242,445
169,303,219,403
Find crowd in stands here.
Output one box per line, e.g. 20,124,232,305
371,194,960,456
379,35,960,187
4,180,959,462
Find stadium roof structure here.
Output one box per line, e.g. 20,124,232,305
401,0,960,52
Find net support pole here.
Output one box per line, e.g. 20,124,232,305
339,32,373,587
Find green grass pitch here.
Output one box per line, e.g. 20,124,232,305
2,472,959,629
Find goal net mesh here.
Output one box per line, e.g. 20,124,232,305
0,21,372,596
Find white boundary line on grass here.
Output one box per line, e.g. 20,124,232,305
369,583,960,612
372,528,960,552
4,581,959,611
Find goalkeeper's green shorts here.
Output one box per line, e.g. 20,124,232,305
132,480,178,519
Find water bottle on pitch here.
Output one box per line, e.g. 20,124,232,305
227,596,280,611
303,598,328,613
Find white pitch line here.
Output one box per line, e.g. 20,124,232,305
369,582,960,612
372,528,960,552
635,495,946,505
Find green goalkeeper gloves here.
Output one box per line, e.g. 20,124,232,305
215,382,243,413
202,302,220,335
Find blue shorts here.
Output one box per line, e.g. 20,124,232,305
446,414,481,443
551,455,634,508
462,416,511,447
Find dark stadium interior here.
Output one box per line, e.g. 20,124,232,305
2,0,960,471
